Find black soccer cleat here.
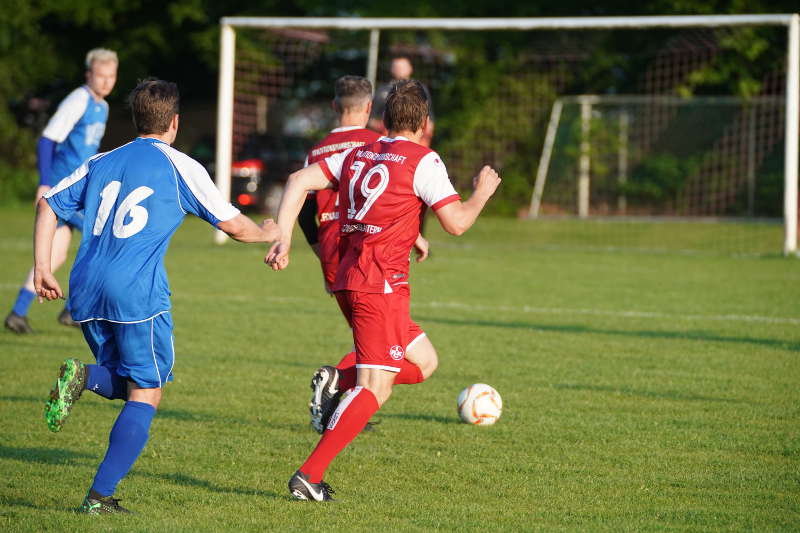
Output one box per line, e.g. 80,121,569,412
79,490,132,514
309,366,341,434
58,307,80,328
288,470,335,501
4,311,33,334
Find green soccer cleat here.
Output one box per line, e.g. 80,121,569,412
44,358,87,432
79,490,132,514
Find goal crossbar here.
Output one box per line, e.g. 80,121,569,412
221,15,795,30
216,14,799,254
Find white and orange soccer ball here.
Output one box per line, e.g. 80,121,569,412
457,384,502,425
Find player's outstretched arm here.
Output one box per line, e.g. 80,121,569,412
265,163,332,271
218,215,280,243
33,198,63,302
413,234,429,262
435,165,501,236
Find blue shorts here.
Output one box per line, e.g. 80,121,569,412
57,210,84,230
80,312,175,389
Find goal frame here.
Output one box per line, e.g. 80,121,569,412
215,15,799,255
528,94,786,220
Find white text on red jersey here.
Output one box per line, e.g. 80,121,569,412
355,150,408,165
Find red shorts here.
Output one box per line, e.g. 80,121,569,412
335,285,423,372
318,223,340,290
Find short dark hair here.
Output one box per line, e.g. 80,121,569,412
334,75,372,113
127,79,179,134
383,79,428,133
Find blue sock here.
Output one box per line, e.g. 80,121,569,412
11,288,35,317
91,401,156,497
64,299,71,312
85,365,128,400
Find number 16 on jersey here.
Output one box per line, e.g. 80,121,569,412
93,180,153,239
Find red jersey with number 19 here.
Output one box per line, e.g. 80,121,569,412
306,127,381,287
319,136,459,294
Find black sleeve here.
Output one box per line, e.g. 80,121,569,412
298,195,319,245
422,83,434,122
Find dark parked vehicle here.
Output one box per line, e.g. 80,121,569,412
191,133,312,212
232,133,311,211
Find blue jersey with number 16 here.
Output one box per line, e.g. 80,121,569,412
44,137,240,323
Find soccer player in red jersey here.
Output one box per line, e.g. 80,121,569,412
298,75,435,433
298,75,383,292
266,80,501,501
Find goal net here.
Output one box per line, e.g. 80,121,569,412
529,95,786,254
216,16,798,255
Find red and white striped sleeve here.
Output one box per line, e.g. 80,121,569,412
413,152,460,210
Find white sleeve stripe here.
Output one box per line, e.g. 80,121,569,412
171,162,188,215
42,88,90,143
154,143,239,222
43,164,90,198
43,149,112,198
152,146,188,215
323,147,356,181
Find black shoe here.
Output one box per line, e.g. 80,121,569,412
58,307,80,328
309,366,341,434
4,311,33,334
79,490,132,514
288,470,335,501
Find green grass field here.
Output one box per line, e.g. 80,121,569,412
0,205,798,531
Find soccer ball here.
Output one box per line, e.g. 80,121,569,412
457,384,502,425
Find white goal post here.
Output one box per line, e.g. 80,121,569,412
215,14,799,254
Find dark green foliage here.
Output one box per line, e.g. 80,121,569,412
624,154,702,210
435,52,559,215
1,0,796,212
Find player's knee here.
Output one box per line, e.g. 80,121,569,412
360,378,393,406
128,386,162,409
357,367,396,406
51,226,72,268
371,383,393,406
421,351,438,379
408,338,438,380
52,249,69,269
51,248,69,269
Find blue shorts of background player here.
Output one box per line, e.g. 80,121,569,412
81,312,175,390
57,211,85,231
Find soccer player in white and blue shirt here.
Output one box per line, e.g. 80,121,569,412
4,48,118,334
34,79,280,514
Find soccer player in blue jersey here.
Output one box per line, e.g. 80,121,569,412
5,48,118,334
34,79,280,514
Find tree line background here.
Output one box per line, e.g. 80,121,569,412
0,0,796,214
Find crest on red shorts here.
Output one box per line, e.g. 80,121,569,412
389,345,404,360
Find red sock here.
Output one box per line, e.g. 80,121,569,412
335,351,356,370
338,366,357,390
335,351,357,390
394,360,424,385
300,386,379,483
